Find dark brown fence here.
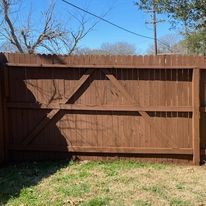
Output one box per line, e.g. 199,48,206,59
1,53,206,165
0,64,4,164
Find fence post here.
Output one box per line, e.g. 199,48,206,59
3,65,9,163
192,68,200,165
0,67,4,164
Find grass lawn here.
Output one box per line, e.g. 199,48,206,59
0,160,206,206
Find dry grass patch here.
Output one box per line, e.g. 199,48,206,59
0,160,206,205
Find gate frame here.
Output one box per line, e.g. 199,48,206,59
1,54,205,165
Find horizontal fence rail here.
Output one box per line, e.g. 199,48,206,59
1,53,206,165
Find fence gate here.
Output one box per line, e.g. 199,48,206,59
2,53,206,164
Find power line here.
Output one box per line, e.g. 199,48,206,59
61,0,154,40
61,0,172,51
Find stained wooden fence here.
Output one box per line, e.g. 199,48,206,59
0,65,4,164
1,53,206,165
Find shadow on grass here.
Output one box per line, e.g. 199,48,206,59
0,160,70,205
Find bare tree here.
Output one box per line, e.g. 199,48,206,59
146,34,188,54
0,0,100,54
59,13,101,55
78,42,137,55
100,42,137,55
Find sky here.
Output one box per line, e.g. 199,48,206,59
11,0,181,54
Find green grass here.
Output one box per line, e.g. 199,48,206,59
80,197,110,206
0,160,206,206
170,198,193,206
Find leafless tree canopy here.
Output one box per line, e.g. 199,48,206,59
0,0,99,54
78,42,137,55
147,34,188,55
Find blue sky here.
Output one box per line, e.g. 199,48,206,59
15,0,180,54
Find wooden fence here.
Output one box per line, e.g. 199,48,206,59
0,63,4,164
1,53,206,165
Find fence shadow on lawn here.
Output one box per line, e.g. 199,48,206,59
0,160,71,205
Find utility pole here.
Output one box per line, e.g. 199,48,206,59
152,7,158,55
145,2,164,55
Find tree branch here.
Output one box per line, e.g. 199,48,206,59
2,0,24,52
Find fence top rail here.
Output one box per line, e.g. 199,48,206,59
1,53,206,69
6,63,200,69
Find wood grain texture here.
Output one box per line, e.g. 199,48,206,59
9,144,193,154
192,68,200,165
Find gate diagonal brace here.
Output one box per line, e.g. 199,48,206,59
23,68,175,147
22,69,95,145
102,69,172,147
